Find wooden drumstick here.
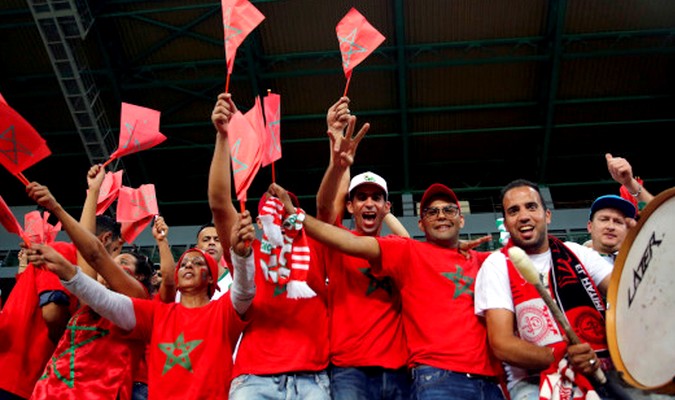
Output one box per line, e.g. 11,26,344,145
508,246,607,385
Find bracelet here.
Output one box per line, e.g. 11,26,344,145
627,184,642,197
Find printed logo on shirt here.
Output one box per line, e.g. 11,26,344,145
158,332,203,374
359,267,394,296
441,265,474,299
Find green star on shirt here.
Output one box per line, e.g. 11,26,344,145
359,268,394,296
158,332,203,375
441,265,475,299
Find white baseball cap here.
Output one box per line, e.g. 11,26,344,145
348,171,388,199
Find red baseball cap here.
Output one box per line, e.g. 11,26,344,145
419,183,460,213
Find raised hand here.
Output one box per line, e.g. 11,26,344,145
25,182,60,212
231,210,255,257
211,93,238,135
87,164,105,192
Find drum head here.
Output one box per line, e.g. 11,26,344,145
607,187,675,394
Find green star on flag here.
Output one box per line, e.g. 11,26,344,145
441,265,475,299
158,332,203,375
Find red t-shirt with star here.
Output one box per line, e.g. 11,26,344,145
374,236,499,376
0,242,78,399
31,305,145,400
232,238,329,377
316,230,407,369
129,294,247,400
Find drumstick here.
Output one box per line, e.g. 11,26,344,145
507,246,607,385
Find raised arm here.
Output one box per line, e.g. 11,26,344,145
208,93,239,253
316,98,369,223
229,210,256,317
29,243,137,331
76,164,107,279
26,182,147,299
269,182,380,261
606,153,654,204
153,215,177,302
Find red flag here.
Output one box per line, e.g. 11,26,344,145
108,103,166,162
228,110,262,201
0,102,52,176
335,8,386,79
116,184,159,243
245,96,266,143
0,92,6,105
24,210,61,244
262,92,281,167
0,195,28,244
221,0,265,74
95,170,124,215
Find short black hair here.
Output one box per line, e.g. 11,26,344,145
196,222,215,239
500,179,548,216
96,215,122,241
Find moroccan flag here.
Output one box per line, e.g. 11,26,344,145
24,210,61,244
335,8,386,79
221,0,265,74
228,110,262,201
107,103,166,163
0,195,28,244
262,92,281,167
116,184,159,244
245,96,266,145
0,92,6,105
0,101,52,176
96,170,124,215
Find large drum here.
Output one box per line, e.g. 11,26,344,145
607,187,675,394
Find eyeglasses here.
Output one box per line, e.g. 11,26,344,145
422,205,460,219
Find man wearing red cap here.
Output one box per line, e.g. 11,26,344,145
208,93,330,399
268,181,505,400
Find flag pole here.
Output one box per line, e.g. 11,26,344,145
16,172,30,186
102,158,114,168
271,163,276,183
342,74,351,97
225,72,232,94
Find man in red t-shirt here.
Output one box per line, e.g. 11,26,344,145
0,241,78,400
208,93,330,400
313,96,410,400
269,182,505,400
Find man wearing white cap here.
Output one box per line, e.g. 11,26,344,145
314,97,410,400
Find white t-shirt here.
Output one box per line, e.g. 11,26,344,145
474,241,613,388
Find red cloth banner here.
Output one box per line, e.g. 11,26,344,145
228,110,262,201
262,92,281,167
0,195,27,243
0,102,51,176
335,7,386,79
108,103,166,162
96,170,124,215
24,210,61,244
221,0,265,74
116,184,159,243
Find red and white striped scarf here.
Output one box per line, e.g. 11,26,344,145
258,196,316,299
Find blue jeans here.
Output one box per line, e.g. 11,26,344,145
131,381,148,400
411,365,505,400
330,365,410,400
229,371,330,400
